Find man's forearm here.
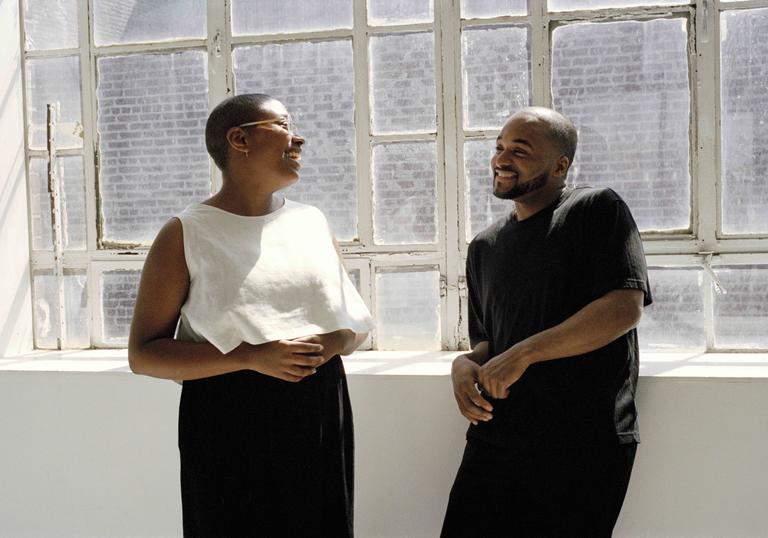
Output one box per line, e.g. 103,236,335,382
511,289,644,366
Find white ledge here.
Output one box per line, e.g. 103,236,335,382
2,349,768,378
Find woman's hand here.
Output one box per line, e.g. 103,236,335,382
238,339,325,382
293,330,358,363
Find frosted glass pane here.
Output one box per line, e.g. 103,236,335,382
33,270,89,349
24,0,78,50
462,25,530,129
464,139,513,241
368,0,433,25
552,19,690,232
93,0,205,46
348,269,361,293
370,32,436,134
714,266,768,350
28,157,87,251
234,40,357,241
720,9,768,234
26,57,83,149
638,268,705,351
549,0,685,10
101,270,141,345
373,142,438,244
232,0,352,35
97,52,210,246
376,270,441,350
461,0,527,18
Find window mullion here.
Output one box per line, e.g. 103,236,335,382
437,0,463,350
530,0,550,107
694,0,720,251
353,0,373,247
206,0,232,194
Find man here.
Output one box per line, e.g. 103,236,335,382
441,107,652,537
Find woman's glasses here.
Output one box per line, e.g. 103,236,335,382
235,116,298,135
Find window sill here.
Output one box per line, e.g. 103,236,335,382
1,349,768,379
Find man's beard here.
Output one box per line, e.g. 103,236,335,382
493,171,549,200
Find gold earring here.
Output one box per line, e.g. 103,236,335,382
245,150,249,158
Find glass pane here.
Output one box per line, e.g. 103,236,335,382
28,157,87,251
33,269,89,349
370,32,436,134
552,19,691,232
101,270,141,345
26,57,83,149
93,0,206,46
714,266,768,350
24,0,78,50
232,0,352,35
549,0,686,10
33,270,57,349
638,268,705,351
368,0,433,25
373,141,438,244
28,159,53,251
464,139,513,241
462,25,530,130
375,270,441,350
348,269,361,293
461,0,527,18
97,51,210,245
720,9,768,234
234,40,358,241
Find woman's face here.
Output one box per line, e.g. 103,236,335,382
232,99,305,190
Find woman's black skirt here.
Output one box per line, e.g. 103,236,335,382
178,355,354,537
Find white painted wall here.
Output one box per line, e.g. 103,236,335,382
0,0,33,356
0,370,766,537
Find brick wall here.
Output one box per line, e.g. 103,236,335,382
720,9,768,234
552,18,691,232
96,51,211,245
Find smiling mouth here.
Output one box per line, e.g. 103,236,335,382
494,169,518,182
284,150,302,164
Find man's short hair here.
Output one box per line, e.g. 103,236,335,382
205,93,275,171
513,107,578,171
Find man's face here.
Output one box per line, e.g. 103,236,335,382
491,115,559,200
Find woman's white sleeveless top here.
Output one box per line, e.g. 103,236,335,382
175,199,374,354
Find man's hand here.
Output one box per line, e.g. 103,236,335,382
477,346,532,399
451,354,493,425
239,339,325,382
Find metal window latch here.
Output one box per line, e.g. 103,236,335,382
699,252,727,295
458,275,467,298
212,29,222,56
439,275,448,298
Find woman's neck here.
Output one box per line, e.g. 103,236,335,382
204,182,283,217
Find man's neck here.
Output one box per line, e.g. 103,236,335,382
513,185,568,221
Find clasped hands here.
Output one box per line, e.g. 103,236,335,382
238,330,352,383
451,346,533,425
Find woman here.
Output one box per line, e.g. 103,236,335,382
128,93,373,537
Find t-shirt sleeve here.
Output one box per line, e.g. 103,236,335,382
586,190,653,306
466,243,490,348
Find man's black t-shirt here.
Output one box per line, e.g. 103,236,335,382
466,186,652,449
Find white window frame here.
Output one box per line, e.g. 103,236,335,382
20,0,768,352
